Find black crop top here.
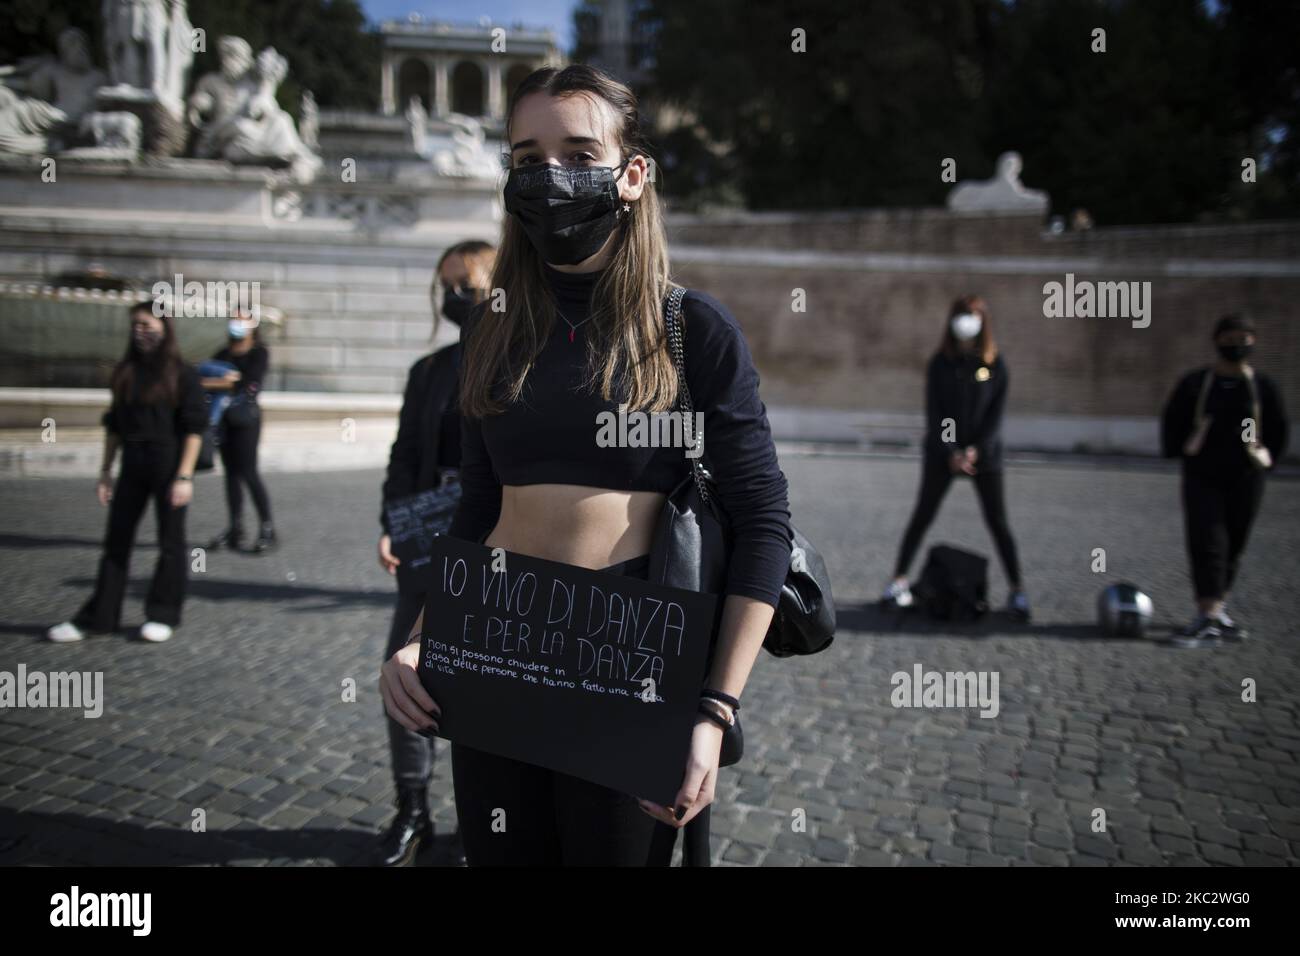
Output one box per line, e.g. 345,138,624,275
449,264,793,607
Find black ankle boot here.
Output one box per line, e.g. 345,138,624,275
377,786,433,866
207,527,243,551
250,522,277,553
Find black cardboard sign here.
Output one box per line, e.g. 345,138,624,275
385,485,462,570
418,536,718,806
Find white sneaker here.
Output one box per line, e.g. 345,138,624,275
46,621,86,643
882,580,914,608
139,621,174,643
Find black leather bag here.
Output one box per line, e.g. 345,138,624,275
223,393,260,429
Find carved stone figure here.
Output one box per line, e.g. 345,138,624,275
186,35,254,159
77,111,143,153
431,112,501,180
0,85,65,154
159,0,195,111
407,95,427,155
94,0,192,154
24,29,107,130
299,90,319,151
102,0,166,91
221,48,321,180
946,151,1049,214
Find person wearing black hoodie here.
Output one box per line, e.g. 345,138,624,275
372,239,495,865
1161,314,1288,647
883,295,1029,620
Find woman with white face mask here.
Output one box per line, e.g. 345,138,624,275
883,296,1029,620
201,311,275,553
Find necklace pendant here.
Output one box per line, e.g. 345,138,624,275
569,328,575,343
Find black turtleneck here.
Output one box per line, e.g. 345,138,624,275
449,265,793,608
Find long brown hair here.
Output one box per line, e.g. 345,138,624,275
939,294,998,366
110,302,184,406
431,239,497,341
459,64,675,418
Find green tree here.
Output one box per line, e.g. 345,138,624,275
647,0,995,211
642,0,1297,223
982,0,1242,224
0,0,379,114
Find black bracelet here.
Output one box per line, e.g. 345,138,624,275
701,688,740,711
697,702,731,731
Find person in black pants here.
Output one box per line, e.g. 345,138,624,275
883,295,1029,620
380,65,792,866
203,312,275,553
1161,314,1288,647
373,239,495,866
47,301,206,644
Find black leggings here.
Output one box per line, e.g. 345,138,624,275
76,443,188,629
219,420,271,528
385,586,436,791
450,553,679,866
1182,468,1265,601
894,458,1022,586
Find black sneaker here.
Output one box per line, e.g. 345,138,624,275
207,527,243,551
1211,610,1248,642
1168,615,1221,648
249,523,277,554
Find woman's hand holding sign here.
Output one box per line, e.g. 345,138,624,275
380,610,441,734
638,715,723,827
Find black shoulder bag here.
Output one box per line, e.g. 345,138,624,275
647,286,837,863
649,286,837,662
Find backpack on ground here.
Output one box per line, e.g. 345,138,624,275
915,544,989,621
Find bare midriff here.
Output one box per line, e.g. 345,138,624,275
484,484,667,570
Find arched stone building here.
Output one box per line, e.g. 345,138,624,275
379,18,562,124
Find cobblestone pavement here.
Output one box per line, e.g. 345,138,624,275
1,452,1298,866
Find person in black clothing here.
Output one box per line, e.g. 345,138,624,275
47,301,206,644
883,295,1030,620
1161,314,1288,647
378,65,792,866
203,311,275,553
373,238,496,866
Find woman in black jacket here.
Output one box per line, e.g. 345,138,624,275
1160,314,1288,647
47,301,206,644
883,296,1029,620
373,239,496,865
203,312,275,553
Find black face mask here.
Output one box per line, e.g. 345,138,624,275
1218,342,1253,362
132,329,162,354
441,288,476,327
502,160,630,265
